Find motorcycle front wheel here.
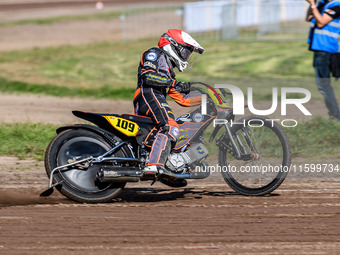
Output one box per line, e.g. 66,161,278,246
218,116,291,196
45,129,126,203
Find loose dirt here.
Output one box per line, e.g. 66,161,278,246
1,159,340,255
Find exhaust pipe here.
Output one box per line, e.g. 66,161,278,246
97,166,142,182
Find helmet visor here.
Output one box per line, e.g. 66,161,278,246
179,45,193,61
186,51,201,71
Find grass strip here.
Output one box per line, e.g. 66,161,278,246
0,77,135,100
0,123,58,161
285,116,340,157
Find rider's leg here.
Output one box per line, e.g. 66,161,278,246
146,123,178,169
133,88,179,176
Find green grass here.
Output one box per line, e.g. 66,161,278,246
193,41,313,79
203,116,340,161
0,123,58,160
0,41,144,90
285,117,340,157
0,40,328,101
0,77,135,99
0,117,338,160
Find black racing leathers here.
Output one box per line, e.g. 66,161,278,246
133,48,199,168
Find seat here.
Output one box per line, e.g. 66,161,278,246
121,114,154,124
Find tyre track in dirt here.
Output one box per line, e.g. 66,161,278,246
1,156,340,254
1,183,340,254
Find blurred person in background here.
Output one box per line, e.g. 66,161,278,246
306,0,340,121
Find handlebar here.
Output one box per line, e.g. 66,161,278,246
189,82,232,97
188,82,223,105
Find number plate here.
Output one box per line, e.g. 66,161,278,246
104,116,139,137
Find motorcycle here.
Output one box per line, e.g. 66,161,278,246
40,83,291,203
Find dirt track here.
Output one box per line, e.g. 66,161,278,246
1,160,340,255
1,188,340,255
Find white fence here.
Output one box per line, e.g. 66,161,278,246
121,0,310,41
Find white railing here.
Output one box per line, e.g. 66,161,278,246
121,0,310,41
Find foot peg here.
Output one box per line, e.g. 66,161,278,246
141,165,177,182
141,165,158,180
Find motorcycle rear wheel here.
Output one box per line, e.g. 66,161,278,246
45,129,126,203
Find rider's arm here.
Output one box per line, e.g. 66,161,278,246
140,50,175,88
168,86,201,107
141,69,175,88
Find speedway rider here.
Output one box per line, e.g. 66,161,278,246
133,29,204,185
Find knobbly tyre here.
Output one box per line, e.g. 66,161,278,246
41,83,291,203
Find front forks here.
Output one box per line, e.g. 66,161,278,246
215,123,257,161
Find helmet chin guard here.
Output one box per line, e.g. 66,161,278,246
163,44,188,72
158,29,204,72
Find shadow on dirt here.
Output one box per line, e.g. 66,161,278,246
118,188,279,203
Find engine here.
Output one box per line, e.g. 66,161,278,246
166,143,208,172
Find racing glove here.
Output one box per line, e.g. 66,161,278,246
175,81,191,94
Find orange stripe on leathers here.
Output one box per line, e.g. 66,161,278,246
140,50,147,65
133,88,141,101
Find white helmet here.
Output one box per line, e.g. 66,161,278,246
158,29,204,72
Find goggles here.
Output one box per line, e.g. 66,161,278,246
178,45,193,61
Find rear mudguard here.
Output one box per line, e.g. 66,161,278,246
57,124,115,144
56,124,134,158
